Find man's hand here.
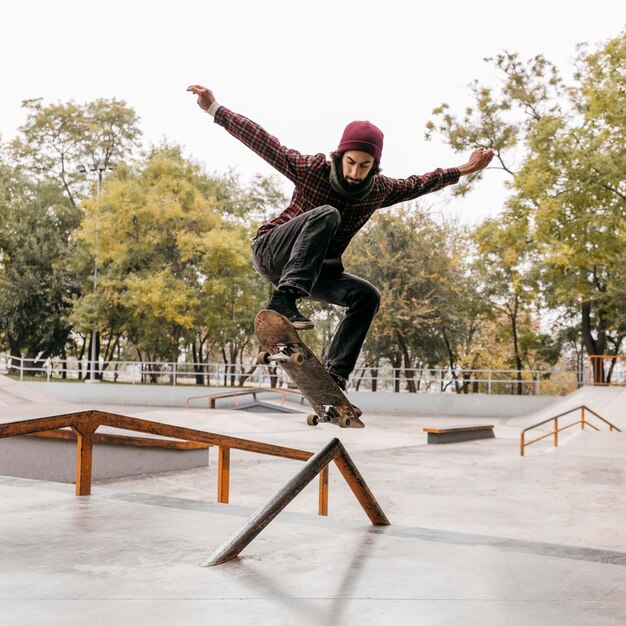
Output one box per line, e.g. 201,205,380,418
187,85,216,112
458,148,494,176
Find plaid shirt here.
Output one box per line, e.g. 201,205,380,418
215,106,461,258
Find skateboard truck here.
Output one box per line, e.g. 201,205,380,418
257,345,304,366
307,405,352,429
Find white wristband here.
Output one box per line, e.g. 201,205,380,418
206,101,221,117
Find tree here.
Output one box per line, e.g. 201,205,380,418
0,161,81,370
9,97,141,208
3,97,142,376
345,206,466,392
72,144,281,383
426,29,626,383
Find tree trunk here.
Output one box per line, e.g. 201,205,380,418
510,298,523,395
192,342,205,385
581,301,607,383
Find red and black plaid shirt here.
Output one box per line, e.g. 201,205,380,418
215,106,461,258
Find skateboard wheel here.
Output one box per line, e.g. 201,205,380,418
307,414,319,426
257,351,271,365
291,351,304,365
339,416,351,428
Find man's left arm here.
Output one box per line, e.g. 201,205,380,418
379,148,494,205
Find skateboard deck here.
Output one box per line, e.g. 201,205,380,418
254,309,365,428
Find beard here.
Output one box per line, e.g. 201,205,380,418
333,154,377,193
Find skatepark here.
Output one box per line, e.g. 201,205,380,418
1,375,625,625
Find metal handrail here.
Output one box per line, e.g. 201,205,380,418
0,410,327,512
520,405,621,456
0,410,387,529
185,386,306,409
202,437,390,567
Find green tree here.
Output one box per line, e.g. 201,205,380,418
0,161,81,370
9,97,141,207
3,97,142,374
73,145,279,383
426,30,626,383
345,207,465,392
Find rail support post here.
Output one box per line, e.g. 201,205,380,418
73,419,97,496
217,446,230,504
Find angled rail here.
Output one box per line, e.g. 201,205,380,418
520,405,621,456
185,387,306,409
202,437,390,566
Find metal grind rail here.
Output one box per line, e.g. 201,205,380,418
202,437,390,566
0,410,388,527
185,386,307,409
520,405,621,456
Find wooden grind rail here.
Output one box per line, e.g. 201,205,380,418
0,410,386,523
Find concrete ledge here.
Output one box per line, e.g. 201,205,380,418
423,425,495,444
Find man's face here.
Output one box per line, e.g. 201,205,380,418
341,150,375,185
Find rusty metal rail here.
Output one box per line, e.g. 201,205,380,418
520,405,621,456
202,437,390,566
0,410,387,533
0,410,328,512
185,387,306,409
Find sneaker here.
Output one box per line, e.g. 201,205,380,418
267,289,314,330
328,371,362,417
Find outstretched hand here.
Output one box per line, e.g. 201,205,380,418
187,85,216,112
458,148,494,176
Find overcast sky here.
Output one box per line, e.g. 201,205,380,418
2,0,624,224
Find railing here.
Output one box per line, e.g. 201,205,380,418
520,405,621,456
0,410,331,513
0,410,389,566
202,437,390,567
186,387,307,409
588,355,626,386
1,354,581,396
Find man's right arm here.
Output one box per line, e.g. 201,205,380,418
186,84,319,183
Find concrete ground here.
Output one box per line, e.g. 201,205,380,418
1,381,625,625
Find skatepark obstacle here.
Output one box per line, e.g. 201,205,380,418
520,404,621,456
202,436,390,567
423,424,495,444
185,386,306,409
0,410,388,535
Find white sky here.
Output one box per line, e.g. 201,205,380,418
2,0,624,225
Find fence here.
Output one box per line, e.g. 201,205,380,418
0,354,582,396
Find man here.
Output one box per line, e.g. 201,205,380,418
187,84,494,392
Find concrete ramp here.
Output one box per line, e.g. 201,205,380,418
513,385,626,430
0,374,63,406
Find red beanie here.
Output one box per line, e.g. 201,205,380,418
336,120,384,162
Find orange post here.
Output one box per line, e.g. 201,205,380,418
318,466,329,516
73,422,96,496
554,417,559,448
217,446,230,504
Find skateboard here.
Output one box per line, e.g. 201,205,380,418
254,309,365,428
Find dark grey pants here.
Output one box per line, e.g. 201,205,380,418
251,205,380,379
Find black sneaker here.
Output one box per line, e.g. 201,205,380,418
267,289,314,330
328,371,362,418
